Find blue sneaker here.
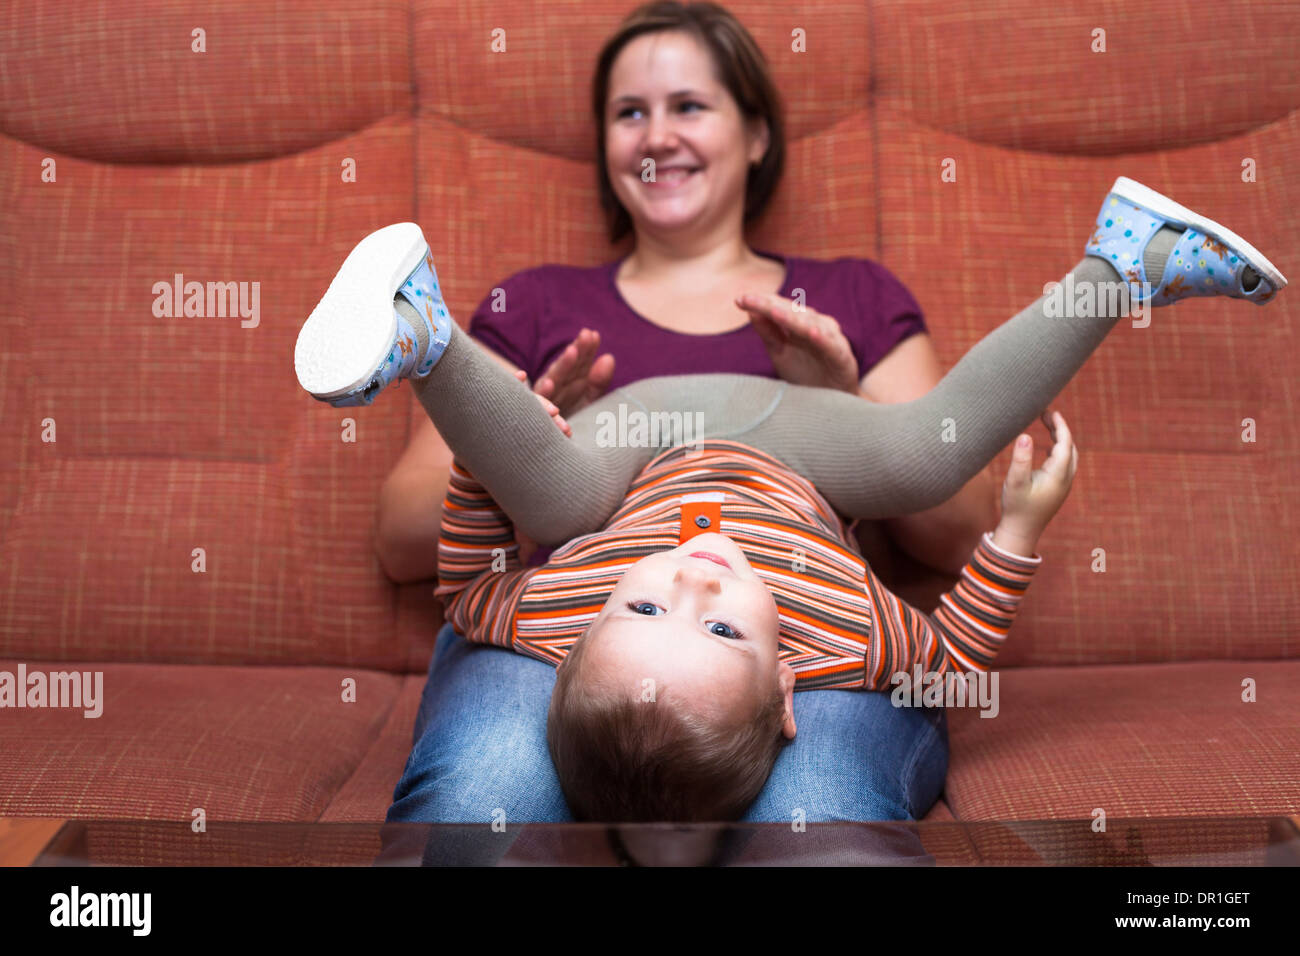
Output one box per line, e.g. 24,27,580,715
1084,176,1286,307
294,222,454,407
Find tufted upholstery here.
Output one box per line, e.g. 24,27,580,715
1,0,1296,828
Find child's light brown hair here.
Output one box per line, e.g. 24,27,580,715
546,626,789,822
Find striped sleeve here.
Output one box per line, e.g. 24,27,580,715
434,459,535,649
862,531,1041,688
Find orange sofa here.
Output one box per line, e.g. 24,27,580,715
1,0,1296,827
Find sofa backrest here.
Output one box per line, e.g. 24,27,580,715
1,0,1294,671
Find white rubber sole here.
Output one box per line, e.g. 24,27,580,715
295,222,429,399
1111,176,1287,291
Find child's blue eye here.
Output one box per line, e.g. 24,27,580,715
708,622,744,640
627,602,744,639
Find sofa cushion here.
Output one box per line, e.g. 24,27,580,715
1,0,1296,831
0,0,412,164
875,107,1299,665
871,0,1300,155
0,660,402,821
410,0,873,162
0,120,438,670
941,660,1300,820
321,673,426,821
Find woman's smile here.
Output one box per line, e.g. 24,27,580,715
644,167,701,189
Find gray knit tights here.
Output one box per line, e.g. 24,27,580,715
410,256,1130,548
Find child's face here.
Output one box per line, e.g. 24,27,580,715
568,533,797,738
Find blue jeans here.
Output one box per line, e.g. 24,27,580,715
386,624,949,826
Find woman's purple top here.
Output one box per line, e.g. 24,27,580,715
468,248,927,389
466,247,929,562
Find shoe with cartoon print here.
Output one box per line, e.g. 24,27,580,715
295,222,453,407
1084,176,1286,307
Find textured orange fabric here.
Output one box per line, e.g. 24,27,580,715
319,675,427,822
0,0,1295,823
943,661,1300,820
0,659,403,820
875,111,1299,665
0,0,413,165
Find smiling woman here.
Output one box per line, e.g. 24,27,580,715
592,7,784,248
380,0,970,829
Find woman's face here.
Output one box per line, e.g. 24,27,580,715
604,30,769,239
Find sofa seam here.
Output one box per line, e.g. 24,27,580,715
399,0,419,665
313,671,409,822
409,0,418,227
866,0,883,260
870,104,1300,160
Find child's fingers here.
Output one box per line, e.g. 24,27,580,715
1040,408,1056,438
532,391,561,418
1040,410,1078,449
1041,413,1075,481
1005,433,1034,490
535,394,571,437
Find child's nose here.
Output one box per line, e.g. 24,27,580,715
673,564,723,593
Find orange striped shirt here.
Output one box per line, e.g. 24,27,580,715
436,440,1041,689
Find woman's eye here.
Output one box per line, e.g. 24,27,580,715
616,102,701,120
628,601,661,616
707,621,743,640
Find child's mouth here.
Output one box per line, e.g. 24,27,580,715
687,551,731,570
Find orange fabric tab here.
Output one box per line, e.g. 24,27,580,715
679,494,724,544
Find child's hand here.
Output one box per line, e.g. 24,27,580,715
515,369,571,438
998,409,1077,544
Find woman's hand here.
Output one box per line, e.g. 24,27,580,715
533,328,616,416
994,409,1078,555
736,292,860,394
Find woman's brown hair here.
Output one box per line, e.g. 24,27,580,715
591,1,786,245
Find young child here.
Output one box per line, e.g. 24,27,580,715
295,177,1285,822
